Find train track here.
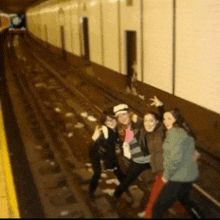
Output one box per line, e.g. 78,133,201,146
7,34,220,218
7,37,98,218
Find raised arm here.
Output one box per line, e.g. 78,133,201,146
150,96,164,118
150,96,163,107
92,125,102,141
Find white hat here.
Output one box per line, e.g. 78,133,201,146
113,104,129,116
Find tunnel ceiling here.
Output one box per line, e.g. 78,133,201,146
0,0,48,14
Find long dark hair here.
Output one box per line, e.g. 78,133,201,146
144,111,162,123
144,111,165,139
167,108,195,138
100,107,116,125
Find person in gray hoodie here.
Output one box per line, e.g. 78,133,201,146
152,108,203,218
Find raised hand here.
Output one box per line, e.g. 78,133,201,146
162,175,167,183
92,125,102,141
192,150,201,162
132,114,138,123
150,96,163,107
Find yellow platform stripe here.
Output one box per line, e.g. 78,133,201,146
0,25,10,32
0,101,20,218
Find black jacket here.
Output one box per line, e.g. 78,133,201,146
89,126,119,169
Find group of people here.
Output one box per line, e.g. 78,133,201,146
88,96,203,218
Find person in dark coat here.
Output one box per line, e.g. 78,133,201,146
88,107,125,201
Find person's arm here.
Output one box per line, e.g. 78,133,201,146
92,125,102,141
162,175,167,183
157,105,164,119
150,96,163,107
89,125,103,155
150,96,164,118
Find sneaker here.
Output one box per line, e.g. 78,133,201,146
102,188,115,196
106,178,120,185
137,211,146,218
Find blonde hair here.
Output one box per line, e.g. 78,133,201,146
116,111,136,142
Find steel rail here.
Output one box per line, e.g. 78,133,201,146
15,69,95,218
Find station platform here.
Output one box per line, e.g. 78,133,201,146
0,37,44,217
0,88,20,218
0,51,45,218
0,28,19,218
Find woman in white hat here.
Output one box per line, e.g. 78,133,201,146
113,103,152,202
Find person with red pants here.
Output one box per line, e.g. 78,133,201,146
143,96,186,218
152,108,203,218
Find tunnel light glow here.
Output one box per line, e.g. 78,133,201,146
90,1,97,7
0,13,9,18
9,14,17,18
108,0,119,3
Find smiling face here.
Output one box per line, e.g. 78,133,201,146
117,112,130,126
163,112,176,130
144,113,158,132
105,116,117,129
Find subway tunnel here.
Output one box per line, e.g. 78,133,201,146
0,0,220,218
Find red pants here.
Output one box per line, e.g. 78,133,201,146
144,174,185,218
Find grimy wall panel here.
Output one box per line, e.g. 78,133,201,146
48,7,60,47
26,8,36,37
63,3,73,53
143,0,173,94
88,0,102,65
32,1,50,41
176,0,220,114
70,0,80,56
120,0,142,80
39,4,50,43
102,0,120,72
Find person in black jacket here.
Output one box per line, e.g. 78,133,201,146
88,107,126,201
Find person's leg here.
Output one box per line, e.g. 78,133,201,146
103,151,116,170
114,166,126,182
178,183,204,218
114,162,150,199
89,154,101,199
152,181,183,218
104,152,119,170
144,174,164,218
113,159,126,182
